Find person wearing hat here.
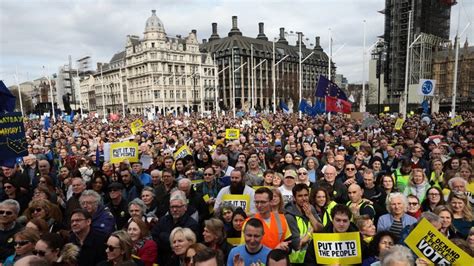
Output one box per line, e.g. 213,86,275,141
279,169,297,206
105,182,130,230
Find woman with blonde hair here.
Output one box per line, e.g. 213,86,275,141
168,227,197,266
448,192,474,238
433,205,462,239
403,168,430,202
3,228,40,266
202,218,233,262
98,230,136,266
22,199,63,233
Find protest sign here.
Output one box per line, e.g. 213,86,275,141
384,106,390,112
0,112,28,161
394,118,405,130
130,119,143,134
222,194,250,212
225,129,240,140
404,218,473,265
361,116,378,129
262,119,272,132
110,141,139,164
450,116,464,127
313,232,362,265
173,145,192,160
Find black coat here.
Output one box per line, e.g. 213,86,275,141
69,229,107,266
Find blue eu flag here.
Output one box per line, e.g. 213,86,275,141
315,75,347,100
0,80,16,113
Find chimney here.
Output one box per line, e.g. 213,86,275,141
191,29,197,35
296,33,306,48
228,16,242,37
202,39,207,44
314,36,323,51
277,27,288,45
209,22,220,41
256,22,268,41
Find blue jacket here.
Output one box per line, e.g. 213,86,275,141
92,205,116,236
376,213,417,233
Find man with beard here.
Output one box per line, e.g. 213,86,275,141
214,169,256,214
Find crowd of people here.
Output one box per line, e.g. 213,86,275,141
0,110,473,266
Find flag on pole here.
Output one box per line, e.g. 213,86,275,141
315,75,348,100
280,100,290,114
325,96,352,114
0,80,16,113
421,100,429,114
43,116,50,131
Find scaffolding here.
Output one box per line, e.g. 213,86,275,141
409,33,449,84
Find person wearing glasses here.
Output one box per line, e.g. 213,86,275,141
79,190,115,235
152,190,199,265
184,243,208,266
2,228,39,266
0,199,23,262
22,198,63,233
34,232,79,266
296,168,313,188
1,179,29,214
69,208,107,266
98,230,136,266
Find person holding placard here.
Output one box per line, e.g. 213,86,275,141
214,169,255,214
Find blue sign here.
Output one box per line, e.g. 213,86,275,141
421,80,433,95
0,112,28,161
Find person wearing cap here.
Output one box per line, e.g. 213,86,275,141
293,154,303,167
279,169,297,206
105,182,130,230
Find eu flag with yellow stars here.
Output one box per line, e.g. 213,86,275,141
315,75,347,101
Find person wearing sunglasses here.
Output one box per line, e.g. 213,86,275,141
22,199,63,234
3,228,39,266
98,230,136,266
0,179,29,214
34,232,80,265
0,199,23,262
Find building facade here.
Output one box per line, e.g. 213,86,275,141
432,40,474,110
200,16,333,112
382,0,454,104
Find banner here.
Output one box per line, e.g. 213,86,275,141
130,119,143,134
394,118,405,130
225,129,240,140
0,112,28,161
418,79,436,96
173,145,192,160
109,141,139,164
222,194,250,212
313,232,362,265
450,116,464,127
404,218,473,265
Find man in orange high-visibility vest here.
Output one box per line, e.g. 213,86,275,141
241,187,293,250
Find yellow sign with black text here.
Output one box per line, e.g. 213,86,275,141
404,218,473,265
130,119,144,134
450,116,464,127
225,128,240,140
394,118,405,130
110,141,139,164
313,232,362,265
173,145,192,160
222,194,250,212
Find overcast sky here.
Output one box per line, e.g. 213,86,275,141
1,0,472,87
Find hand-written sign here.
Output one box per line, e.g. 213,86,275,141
313,232,362,265
225,129,240,140
0,112,28,160
110,141,139,164
404,218,473,265
222,194,250,212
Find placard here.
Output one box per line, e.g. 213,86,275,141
0,112,28,161
404,218,473,265
394,118,405,130
225,128,240,140
173,145,192,160
110,141,139,163
450,116,464,127
222,194,250,212
130,119,143,134
313,232,362,265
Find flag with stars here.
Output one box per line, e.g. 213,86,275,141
315,75,348,100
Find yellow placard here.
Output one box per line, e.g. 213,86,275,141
450,115,464,127
227,238,241,246
394,118,405,130
351,141,361,149
130,119,143,134
384,106,390,112
173,145,192,160
262,119,272,132
313,232,362,265
225,128,240,140
110,141,139,164
222,194,250,212
404,218,473,265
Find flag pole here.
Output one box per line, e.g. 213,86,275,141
43,66,56,122
361,20,366,112
15,66,24,116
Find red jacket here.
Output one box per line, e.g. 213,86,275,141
136,239,158,266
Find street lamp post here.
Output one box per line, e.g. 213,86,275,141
272,39,290,114
231,47,247,118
